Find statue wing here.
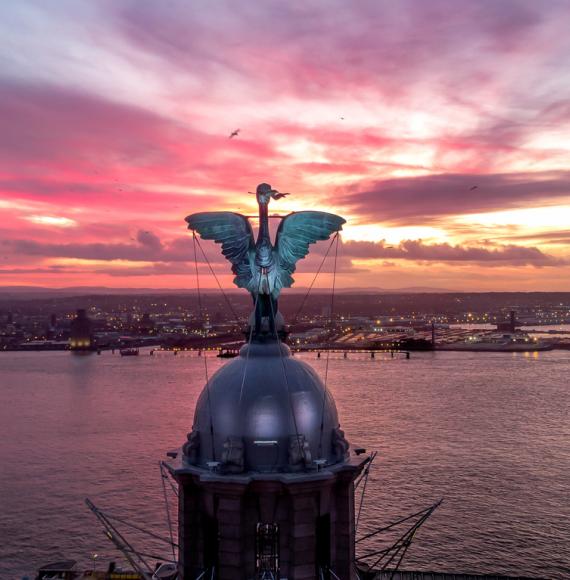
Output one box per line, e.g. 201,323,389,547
185,212,255,290
274,211,345,293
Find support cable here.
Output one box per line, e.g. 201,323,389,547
356,499,442,544
159,462,177,562
355,455,371,533
354,452,377,491
157,464,178,498
328,567,342,580
85,498,154,578
292,234,338,325
388,539,413,580
103,513,178,547
195,568,215,580
317,232,340,458
193,234,243,326
237,276,262,412
368,539,405,574
268,277,304,461
353,562,363,580
359,513,428,565
160,460,179,498
365,512,427,572
356,500,442,574
367,529,408,570
192,231,216,461
164,471,179,498
355,451,377,534
123,548,176,563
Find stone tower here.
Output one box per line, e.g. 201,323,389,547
69,308,93,351
165,339,367,579
167,184,366,579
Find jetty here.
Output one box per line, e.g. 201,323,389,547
361,572,543,580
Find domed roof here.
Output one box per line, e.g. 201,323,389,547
186,341,349,473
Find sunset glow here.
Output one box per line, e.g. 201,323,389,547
1,0,570,290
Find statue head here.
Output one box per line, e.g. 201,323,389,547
255,182,273,205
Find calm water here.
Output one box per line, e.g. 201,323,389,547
1,350,569,579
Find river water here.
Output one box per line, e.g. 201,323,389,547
0,349,569,579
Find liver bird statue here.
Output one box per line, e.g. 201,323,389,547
186,183,345,335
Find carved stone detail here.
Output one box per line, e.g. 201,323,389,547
332,426,350,461
182,430,200,464
220,436,245,474
288,434,312,471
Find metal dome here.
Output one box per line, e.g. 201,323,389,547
185,341,349,473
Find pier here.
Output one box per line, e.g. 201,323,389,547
151,346,412,359
362,572,542,580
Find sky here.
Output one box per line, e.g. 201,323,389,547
1,0,570,291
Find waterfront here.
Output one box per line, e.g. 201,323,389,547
0,350,569,579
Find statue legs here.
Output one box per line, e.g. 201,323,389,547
254,295,278,336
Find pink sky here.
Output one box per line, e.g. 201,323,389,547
1,0,570,291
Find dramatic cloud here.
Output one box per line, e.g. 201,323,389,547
0,80,281,190
1,0,570,289
340,172,570,225
342,240,562,266
5,230,560,269
4,231,194,263
0,267,89,275
113,0,550,101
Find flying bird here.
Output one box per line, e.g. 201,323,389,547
340,116,345,120
469,185,478,191
229,129,240,139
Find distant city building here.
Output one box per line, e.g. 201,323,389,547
43,313,59,340
496,310,518,333
93,331,121,347
69,309,93,350
137,312,155,334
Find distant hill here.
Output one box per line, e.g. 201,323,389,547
0,285,457,298
0,286,198,298
1,288,569,318
335,286,457,294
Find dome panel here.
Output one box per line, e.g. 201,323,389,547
187,341,348,472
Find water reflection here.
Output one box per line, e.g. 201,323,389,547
0,350,569,578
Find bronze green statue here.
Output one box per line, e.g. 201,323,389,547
186,183,345,335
